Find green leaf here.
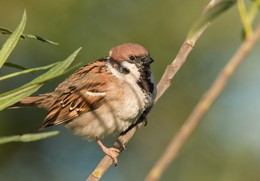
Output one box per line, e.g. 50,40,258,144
62,62,84,74
188,0,236,38
0,62,58,81
0,131,59,144
0,47,81,110
22,34,59,45
0,11,27,68
0,27,59,45
0,84,42,110
0,27,12,34
29,47,82,85
3,62,28,70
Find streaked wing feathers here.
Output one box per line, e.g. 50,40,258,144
40,59,110,129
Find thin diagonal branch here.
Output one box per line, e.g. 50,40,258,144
145,23,260,181
86,0,224,180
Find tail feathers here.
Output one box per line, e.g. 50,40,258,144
9,94,50,109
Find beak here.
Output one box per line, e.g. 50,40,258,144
142,56,154,65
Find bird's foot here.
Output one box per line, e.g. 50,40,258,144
96,139,120,165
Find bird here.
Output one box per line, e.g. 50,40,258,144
11,43,156,164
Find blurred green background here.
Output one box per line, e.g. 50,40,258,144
1,0,260,181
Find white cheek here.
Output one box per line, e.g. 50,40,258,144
106,60,140,83
121,61,140,81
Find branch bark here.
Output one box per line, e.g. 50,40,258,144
145,23,260,181
86,0,230,180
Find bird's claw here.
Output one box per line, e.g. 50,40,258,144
102,147,120,166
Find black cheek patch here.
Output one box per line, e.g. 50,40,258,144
119,67,130,74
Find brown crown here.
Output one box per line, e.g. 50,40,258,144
109,43,149,62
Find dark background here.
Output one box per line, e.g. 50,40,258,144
1,1,260,180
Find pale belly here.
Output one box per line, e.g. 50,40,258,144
65,84,147,140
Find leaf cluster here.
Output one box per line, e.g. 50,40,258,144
0,11,81,144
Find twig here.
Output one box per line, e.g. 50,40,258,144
155,0,218,101
145,23,260,181
86,0,226,180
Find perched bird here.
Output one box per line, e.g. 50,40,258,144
11,43,156,164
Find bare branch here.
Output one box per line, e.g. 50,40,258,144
145,23,260,181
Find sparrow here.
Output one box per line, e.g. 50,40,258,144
11,43,156,164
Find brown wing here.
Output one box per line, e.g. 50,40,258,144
39,59,112,129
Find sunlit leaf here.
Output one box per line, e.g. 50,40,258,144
0,62,58,81
0,11,26,68
188,0,236,38
0,131,59,144
29,47,82,85
0,47,81,110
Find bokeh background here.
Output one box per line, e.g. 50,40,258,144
1,0,260,181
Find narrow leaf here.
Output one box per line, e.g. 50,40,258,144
0,27,59,45
188,0,236,38
3,62,27,70
29,47,82,85
0,11,27,68
0,27,12,34
0,47,81,110
0,131,59,144
0,62,58,81
0,84,42,110
23,34,59,45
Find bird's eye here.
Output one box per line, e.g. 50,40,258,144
129,55,136,61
